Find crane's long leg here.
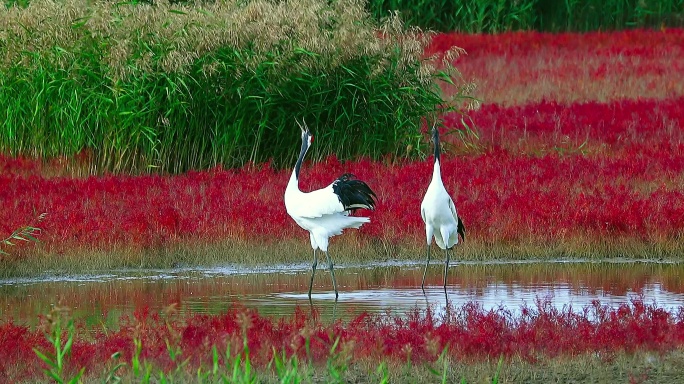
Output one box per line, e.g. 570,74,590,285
308,249,318,300
421,244,431,293
324,251,339,300
443,248,450,294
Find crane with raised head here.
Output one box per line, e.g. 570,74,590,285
284,120,377,300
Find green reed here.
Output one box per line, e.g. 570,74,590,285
369,0,684,32
0,0,471,173
0,224,41,255
368,0,537,33
0,213,45,256
535,0,684,31
32,306,86,384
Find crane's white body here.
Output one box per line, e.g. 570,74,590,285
421,160,460,250
285,172,370,253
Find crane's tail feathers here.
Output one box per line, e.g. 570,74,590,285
317,216,370,240
345,216,370,229
332,173,377,212
457,217,466,241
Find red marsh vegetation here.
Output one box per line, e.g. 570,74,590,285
1,299,684,381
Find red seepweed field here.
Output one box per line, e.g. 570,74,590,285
3,98,684,259
2,28,684,381
2,299,684,381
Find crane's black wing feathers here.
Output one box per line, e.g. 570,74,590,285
332,173,377,212
457,217,466,241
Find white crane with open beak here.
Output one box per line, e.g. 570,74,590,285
284,120,377,300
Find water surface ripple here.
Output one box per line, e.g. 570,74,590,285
1,260,683,324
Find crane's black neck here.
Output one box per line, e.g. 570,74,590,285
432,127,441,163
294,133,309,180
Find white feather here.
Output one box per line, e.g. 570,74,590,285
285,175,346,218
285,171,370,252
421,160,460,249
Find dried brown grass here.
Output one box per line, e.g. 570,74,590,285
347,350,684,383
1,0,457,85
4,234,682,278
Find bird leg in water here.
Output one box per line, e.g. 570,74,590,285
324,251,339,300
421,244,432,293
332,299,338,321
443,248,450,293
308,249,318,300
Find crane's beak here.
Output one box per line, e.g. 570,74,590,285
295,118,310,136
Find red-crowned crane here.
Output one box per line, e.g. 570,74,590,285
420,125,465,293
284,120,377,300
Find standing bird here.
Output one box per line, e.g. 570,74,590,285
284,120,377,300
420,125,465,293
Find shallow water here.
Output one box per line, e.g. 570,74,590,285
1,259,683,325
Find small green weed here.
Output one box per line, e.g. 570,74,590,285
32,305,85,384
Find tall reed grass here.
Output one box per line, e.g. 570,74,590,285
7,0,683,33
0,0,471,173
369,0,684,32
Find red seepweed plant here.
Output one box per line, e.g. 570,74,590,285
3,122,684,257
1,299,683,381
428,28,684,59
427,29,684,105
